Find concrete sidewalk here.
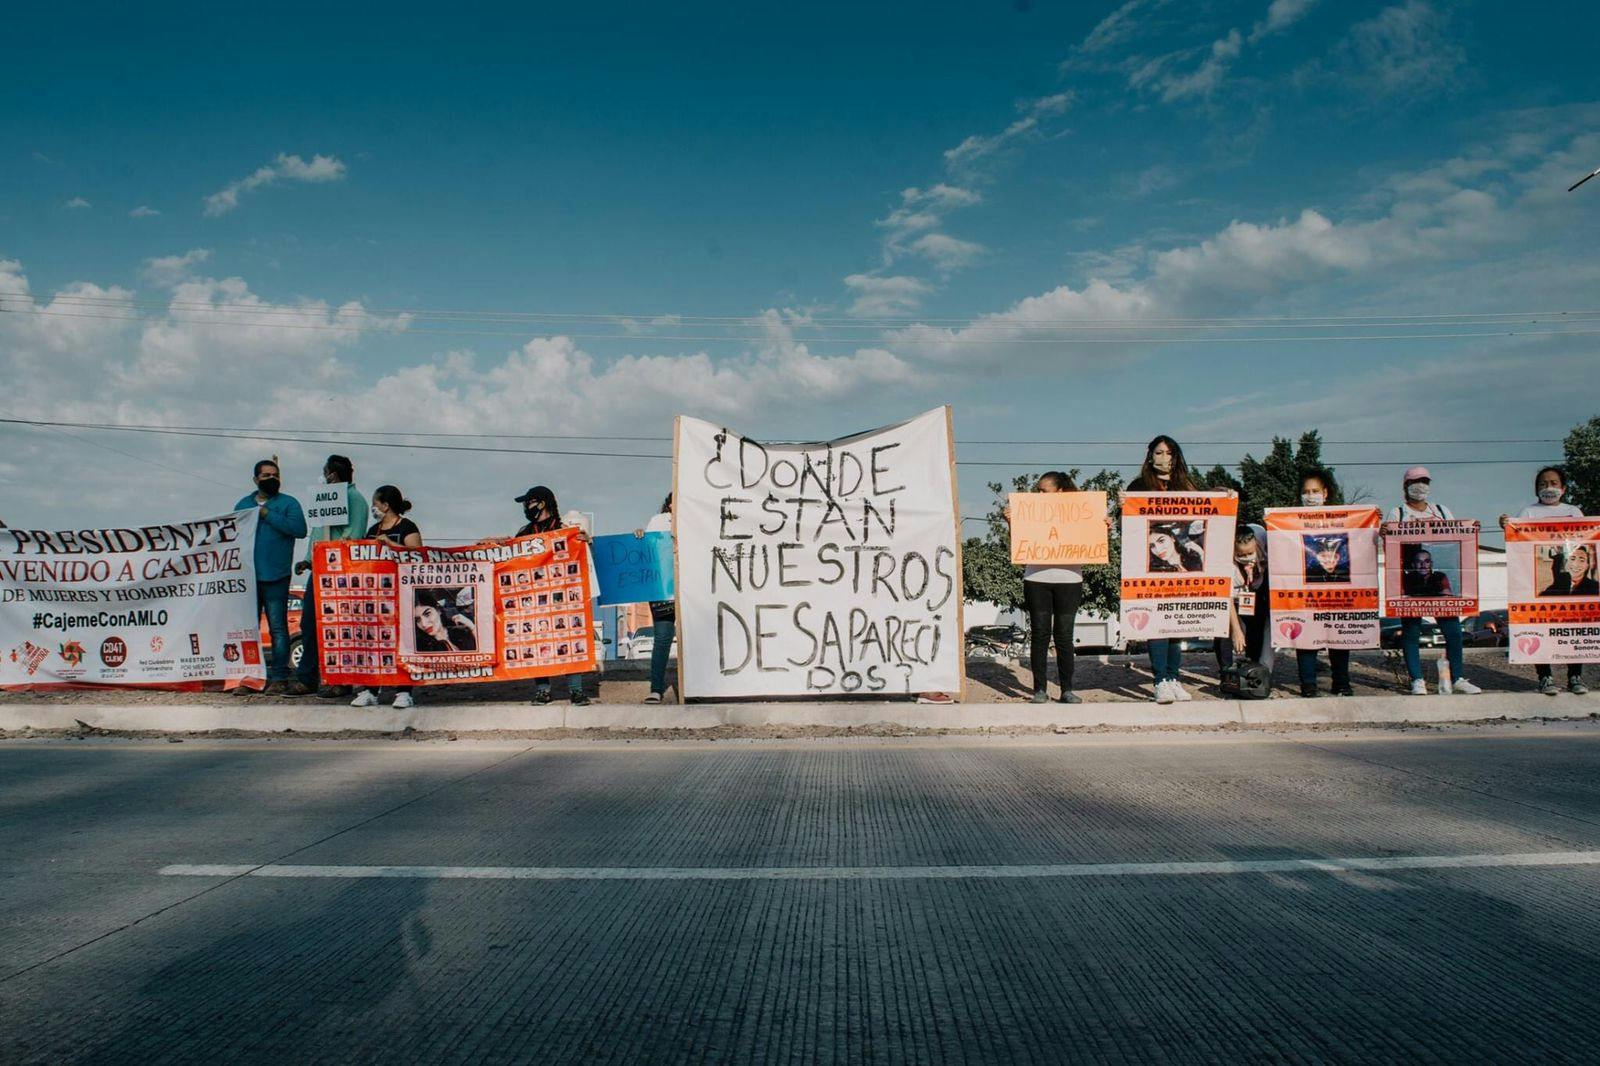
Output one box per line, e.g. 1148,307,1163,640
2,689,1593,734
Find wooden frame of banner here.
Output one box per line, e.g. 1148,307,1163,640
671,415,688,700
945,404,968,703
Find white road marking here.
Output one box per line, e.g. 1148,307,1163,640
160,851,1600,882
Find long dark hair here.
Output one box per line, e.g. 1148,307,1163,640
1038,471,1078,492
1138,435,1196,491
372,485,412,515
660,493,673,514
524,486,561,531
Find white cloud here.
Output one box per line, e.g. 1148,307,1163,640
943,91,1074,171
129,205,161,218
1330,0,1465,98
202,153,347,217
1076,0,1170,56
842,274,933,317
141,249,212,286
1248,0,1318,44
1156,29,1244,101
907,233,986,273
64,197,90,209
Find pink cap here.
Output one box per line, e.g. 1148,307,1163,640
1403,465,1431,483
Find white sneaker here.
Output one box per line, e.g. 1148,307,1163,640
1451,678,1481,695
1154,680,1175,705
1408,679,1427,696
1171,681,1193,702
350,689,379,707
392,691,415,709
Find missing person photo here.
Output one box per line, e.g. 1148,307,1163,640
1147,521,1205,573
411,586,480,653
1303,534,1351,584
1401,542,1456,598
1538,543,1599,598
532,568,546,583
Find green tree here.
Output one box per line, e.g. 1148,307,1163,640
1564,416,1600,514
1236,430,1341,524
961,469,1124,618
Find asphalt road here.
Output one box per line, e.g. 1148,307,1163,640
5,725,1600,1063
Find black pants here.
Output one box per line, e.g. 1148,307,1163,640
1024,580,1081,695
1536,663,1583,680
1214,610,1268,670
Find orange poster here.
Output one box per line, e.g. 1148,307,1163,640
1119,492,1237,639
1009,491,1109,565
311,528,596,686
1265,506,1381,650
1506,519,1600,664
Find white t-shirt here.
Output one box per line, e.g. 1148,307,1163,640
1515,502,1584,520
1023,563,1082,584
1387,501,1454,522
645,512,673,535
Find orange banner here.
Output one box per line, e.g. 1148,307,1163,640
310,529,595,687
1009,491,1109,565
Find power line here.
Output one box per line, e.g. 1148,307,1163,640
0,418,1560,469
8,304,1600,345
8,290,1600,327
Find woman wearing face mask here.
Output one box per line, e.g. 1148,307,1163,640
1127,436,1201,704
352,486,422,710
1005,472,1090,704
1294,471,1354,698
513,485,592,707
1500,466,1587,696
1387,467,1481,696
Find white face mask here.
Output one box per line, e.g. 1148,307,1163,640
1152,454,1173,475
1301,492,1326,507
1406,482,1430,503
1538,487,1563,505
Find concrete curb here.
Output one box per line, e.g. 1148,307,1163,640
1,691,1594,733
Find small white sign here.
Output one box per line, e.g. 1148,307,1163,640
305,482,350,528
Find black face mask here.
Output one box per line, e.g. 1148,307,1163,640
524,504,541,522
259,478,281,497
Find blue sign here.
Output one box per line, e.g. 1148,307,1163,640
592,532,675,606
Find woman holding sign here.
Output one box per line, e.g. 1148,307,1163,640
351,485,422,710
514,485,592,707
1501,467,1589,695
1008,472,1087,704
1294,470,1354,698
1387,467,1481,696
1127,436,1201,703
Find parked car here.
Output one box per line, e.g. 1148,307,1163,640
622,624,677,661
1381,617,1444,649
1462,610,1509,647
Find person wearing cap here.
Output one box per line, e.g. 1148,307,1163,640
1387,466,1481,696
513,485,592,706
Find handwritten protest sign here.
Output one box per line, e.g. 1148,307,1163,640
674,407,964,698
1265,506,1381,650
1506,518,1600,664
314,528,595,686
592,532,675,606
1009,491,1108,565
0,509,264,688
1119,492,1236,640
304,482,350,528
1381,519,1479,618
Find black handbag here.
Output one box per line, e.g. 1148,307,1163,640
1220,661,1272,700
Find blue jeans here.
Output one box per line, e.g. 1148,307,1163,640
295,579,319,688
1296,649,1350,693
1402,617,1463,682
258,577,291,682
650,619,676,695
1146,638,1182,683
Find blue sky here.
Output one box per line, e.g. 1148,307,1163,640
2,0,1597,541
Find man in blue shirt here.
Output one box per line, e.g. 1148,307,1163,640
234,459,308,692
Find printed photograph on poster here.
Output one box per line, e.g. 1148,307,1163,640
1303,534,1351,584
399,569,492,657
410,587,480,652
1401,542,1458,598
1538,543,1599,597
1147,521,1205,572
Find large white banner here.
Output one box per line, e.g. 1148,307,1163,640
674,408,964,698
0,509,263,687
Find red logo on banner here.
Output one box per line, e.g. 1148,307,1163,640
100,637,128,667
